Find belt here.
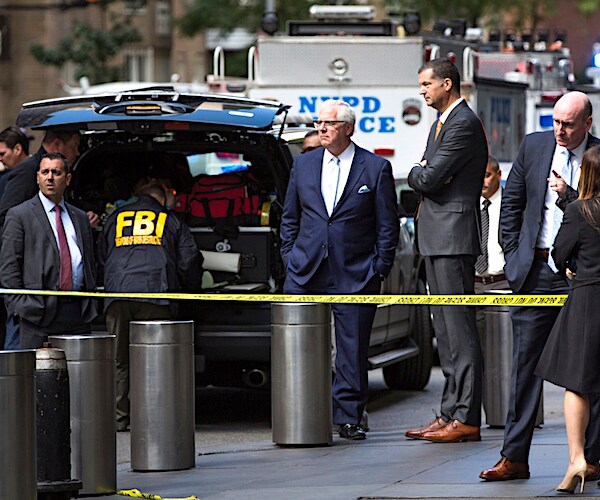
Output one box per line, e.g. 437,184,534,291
534,247,550,262
474,273,506,285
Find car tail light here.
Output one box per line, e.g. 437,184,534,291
165,121,190,131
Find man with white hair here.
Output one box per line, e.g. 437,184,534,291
280,99,399,440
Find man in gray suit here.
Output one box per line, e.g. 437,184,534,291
0,152,97,349
405,58,488,443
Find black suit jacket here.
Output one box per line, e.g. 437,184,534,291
408,100,488,256
0,194,97,326
500,131,600,292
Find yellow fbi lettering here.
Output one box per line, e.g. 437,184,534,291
115,210,167,247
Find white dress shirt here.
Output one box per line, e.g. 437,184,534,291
477,187,504,277
39,192,84,291
438,97,465,126
537,138,587,249
321,142,355,216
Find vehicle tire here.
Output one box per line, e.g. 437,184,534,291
382,279,434,390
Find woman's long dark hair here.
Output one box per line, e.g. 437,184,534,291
578,144,600,231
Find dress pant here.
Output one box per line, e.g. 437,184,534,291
105,300,171,427
284,258,380,426
502,259,600,463
425,255,482,426
19,298,91,349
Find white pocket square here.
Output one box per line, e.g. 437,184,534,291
358,185,371,194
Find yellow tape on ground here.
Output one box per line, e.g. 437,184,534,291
0,288,568,306
117,489,200,500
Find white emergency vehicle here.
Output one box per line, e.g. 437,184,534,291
208,5,575,179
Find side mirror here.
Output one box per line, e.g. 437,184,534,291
400,189,420,218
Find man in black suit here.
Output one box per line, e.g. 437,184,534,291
281,99,399,440
0,152,97,349
480,91,600,481
405,58,488,443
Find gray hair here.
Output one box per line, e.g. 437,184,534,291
321,99,356,124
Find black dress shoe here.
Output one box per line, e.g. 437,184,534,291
339,424,367,440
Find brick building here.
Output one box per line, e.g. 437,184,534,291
0,0,206,130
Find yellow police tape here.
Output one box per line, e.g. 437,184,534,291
0,288,568,306
117,489,199,500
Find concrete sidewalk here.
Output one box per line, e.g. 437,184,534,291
103,369,600,500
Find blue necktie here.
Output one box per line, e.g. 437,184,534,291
548,150,573,273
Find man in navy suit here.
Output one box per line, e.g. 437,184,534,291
405,58,488,443
480,91,600,480
280,99,399,440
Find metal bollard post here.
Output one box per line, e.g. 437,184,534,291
36,347,81,499
483,305,543,427
0,350,37,500
49,335,116,496
271,303,332,446
130,320,195,472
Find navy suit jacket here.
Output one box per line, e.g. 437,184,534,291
280,144,399,293
500,130,600,292
0,194,97,326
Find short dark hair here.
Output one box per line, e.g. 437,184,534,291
419,58,461,96
40,152,69,173
488,155,500,172
305,129,318,138
139,183,167,203
0,126,30,155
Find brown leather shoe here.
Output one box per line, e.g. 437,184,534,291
420,420,481,443
586,461,600,480
405,416,447,440
479,456,530,481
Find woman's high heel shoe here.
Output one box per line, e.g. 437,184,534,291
556,465,587,494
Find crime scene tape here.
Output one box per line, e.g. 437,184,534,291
117,489,199,500
0,288,568,306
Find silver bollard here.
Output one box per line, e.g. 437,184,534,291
130,320,195,472
49,335,116,495
0,350,37,500
271,303,332,446
483,306,543,427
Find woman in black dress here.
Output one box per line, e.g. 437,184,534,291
536,143,600,494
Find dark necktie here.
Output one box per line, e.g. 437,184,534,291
475,199,491,275
54,205,72,291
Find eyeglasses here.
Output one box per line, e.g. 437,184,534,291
313,120,346,128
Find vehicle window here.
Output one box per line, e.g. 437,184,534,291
187,152,251,177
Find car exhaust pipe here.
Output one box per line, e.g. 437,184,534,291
242,368,270,388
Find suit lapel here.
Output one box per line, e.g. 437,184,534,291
32,196,60,257
537,133,557,197
312,150,330,218
333,147,365,213
66,203,85,253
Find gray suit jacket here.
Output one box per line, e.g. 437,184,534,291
408,100,488,256
0,194,97,326
500,130,600,292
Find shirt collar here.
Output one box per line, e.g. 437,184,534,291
439,97,464,124
38,192,66,213
482,186,501,207
566,135,588,163
323,141,355,165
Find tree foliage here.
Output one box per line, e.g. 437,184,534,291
175,0,315,37
30,14,141,84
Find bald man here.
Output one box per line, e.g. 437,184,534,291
480,91,600,481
